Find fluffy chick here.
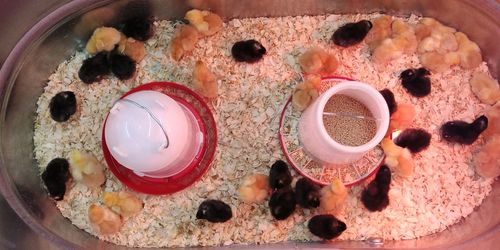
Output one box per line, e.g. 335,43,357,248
308,214,347,240
193,60,218,98
295,177,321,209
381,138,414,177
365,15,393,49
391,19,417,54
292,75,322,111
69,150,105,188
88,204,123,235
473,135,500,178
400,68,432,97
239,174,270,204
394,128,432,153
372,38,403,65
185,9,223,36
170,25,200,61
441,115,488,145
332,20,373,47
196,200,232,223
455,32,482,69
484,102,500,137
420,52,451,73
361,165,391,212
298,48,339,76
102,191,143,217
470,72,500,105
269,160,292,190
41,158,71,201
389,104,416,130
319,178,347,214
118,37,146,62
380,88,397,115
269,186,296,220
86,27,122,54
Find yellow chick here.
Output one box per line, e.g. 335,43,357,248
319,178,347,214
88,204,123,235
118,36,146,62
420,52,451,73
469,72,500,105
102,191,143,217
484,102,500,137
391,20,417,54
238,174,270,204
193,60,218,98
455,32,482,69
365,15,393,50
185,9,223,36
381,138,414,178
292,75,321,111
473,135,500,178
298,48,339,76
170,25,200,61
372,38,403,65
85,27,122,54
69,150,105,188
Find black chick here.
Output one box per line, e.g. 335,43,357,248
49,91,77,122
441,115,488,145
269,186,296,220
122,16,154,41
394,128,432,153
269,160,292,190
78,52,110,84
109,52,136,80
400,68,431,97
231,39,266,63
41,158,71,201
361,165,391,212
196,199,232,223
379,88,397,115
332,20,373,47
308,214,347,240
295,177,321,208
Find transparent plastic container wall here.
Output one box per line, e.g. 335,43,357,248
0,0,498,249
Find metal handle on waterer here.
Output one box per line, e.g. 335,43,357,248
118,98,170,150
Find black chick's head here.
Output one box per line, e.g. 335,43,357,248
78,52,110,84
295,177,321,208
269,160,292,190
332,20,373,47
441,115,488,145
49,91,77,122
122,16,154,41
269,186,296,220
400,67,431,97
379,88,397,115
41,158,71,201
109,52,136,80
196,199,232,223
308,214,347,240
231,39,266,63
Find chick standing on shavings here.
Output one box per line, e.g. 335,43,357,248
41,158,72,201
319,178,347,214
86,27,122,55
380,88,397,115
308,214,347,240
231,39,267,63
381,138,414,178
295,177,321,209
196,199,232,223
332,20,372,47
440,115,488,145
268,160,292,190
88,204,123,235
69,150,105,188
292,75,321,111
364,15,392,50
109,51,136,80
473,135,500,178
484,102,500,137
170,25,200,61
298,48,339,76
49,91,77,122
118,36,146,63
239,174,270,204
185,9,223,37
393,128,432,153
361,165,391,212
469,72,500,105
400,68,432,98
103,191,144,217
388,103,416,131
122,16,154,42
455,32,482,69
192,60,218,98
371,19,417,65
269,186,296,220
78,52,110,84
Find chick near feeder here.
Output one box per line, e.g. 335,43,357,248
381,138,414,178
319,178,347,214
268,160,292,190
238,174,270,204
69,150,106,188
308,214,347,240
269,186,296,220
103,191,144,217
469,72,500,105
473,135,500,178
361,165,392,212
88,204,123,235
170,25,200,61
185,9,223,37
192,60,218,98
379,88,397,115
118,36,146,63
389,103,416,131
292,75,322,111
298,48,338,76
295,177,321,209
393,128,432,154
85,27,122,55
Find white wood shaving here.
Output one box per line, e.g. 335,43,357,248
33,14,494,247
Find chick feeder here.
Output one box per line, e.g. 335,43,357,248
279,76,388,186
102,82,217,195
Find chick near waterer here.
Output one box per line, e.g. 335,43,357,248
88,204,123,235
69,150,105,188
238,174,270,204
86,27,122,54
319,178,347,214
381,138,414,178
170,25,200,61
193,60,218,98
103,191,144,217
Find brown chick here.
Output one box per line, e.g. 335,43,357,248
88,204,123,235
69,150,105,188
292,75,322,111
381,138,414,178
238,174,270,204
170,25,200,61
86,27,122,54
484,102,500,137
103,191,144,217
389,104,415,130
298,48,339,76
185,9,223,37
469,72,500,105
193,60,218,98
118,36,146,63
420,52,451,73
455,32,482,69
473,135,500,178
365,15,393,50
319,178,347,214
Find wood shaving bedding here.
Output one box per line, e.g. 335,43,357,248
34,13,494,247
